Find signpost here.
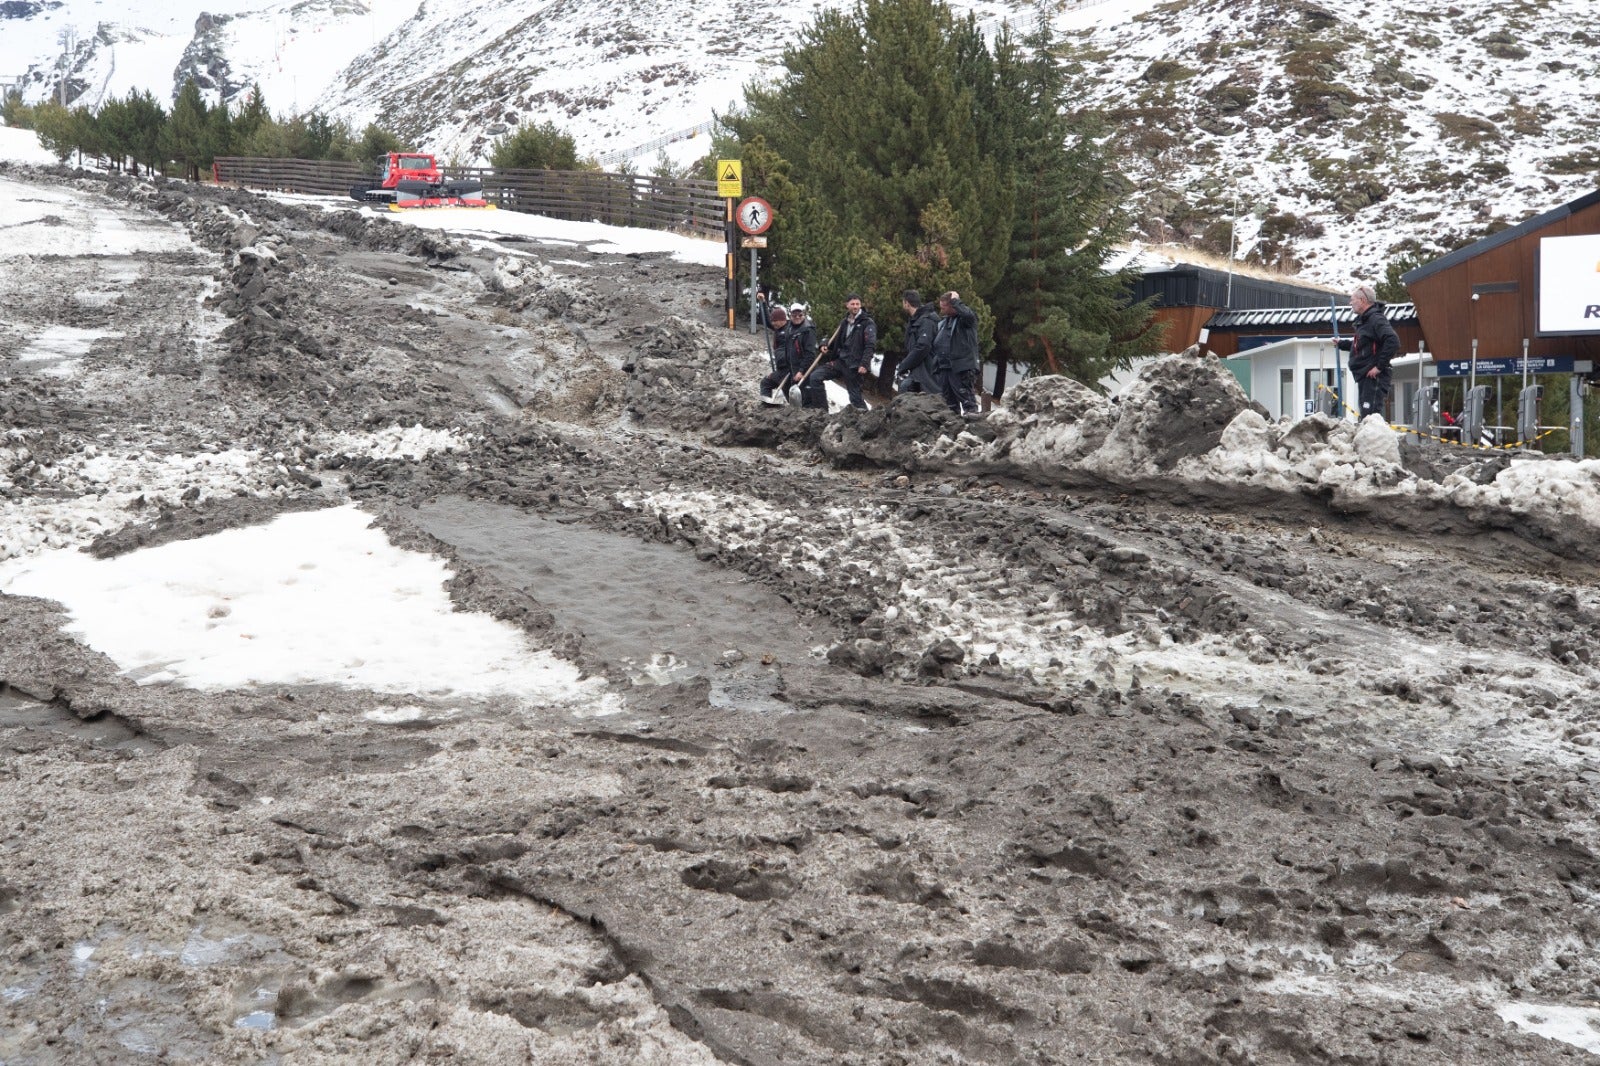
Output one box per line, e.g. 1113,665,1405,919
1436,356,1577,376
736,196,773,334
718,160,742,330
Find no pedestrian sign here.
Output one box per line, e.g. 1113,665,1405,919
717,159,742,198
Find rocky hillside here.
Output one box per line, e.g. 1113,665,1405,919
1058,0,1600,284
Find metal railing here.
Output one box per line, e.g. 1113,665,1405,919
595,119,717,167
212,157,724,239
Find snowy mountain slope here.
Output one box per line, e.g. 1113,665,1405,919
1058,0,1600,284
4,0,1596,288
0,0,419,114
312,0,1019,162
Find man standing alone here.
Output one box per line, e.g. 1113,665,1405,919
1336,283,1399,420
934,291,982,418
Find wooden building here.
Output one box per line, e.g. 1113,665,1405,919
1402,188,1600,362
1129,264,1337,351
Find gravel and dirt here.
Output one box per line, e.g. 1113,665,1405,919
5,164,1600,1065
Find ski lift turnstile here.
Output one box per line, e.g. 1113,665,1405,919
1417,351,1594,456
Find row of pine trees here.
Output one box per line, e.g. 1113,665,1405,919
2,80,405,180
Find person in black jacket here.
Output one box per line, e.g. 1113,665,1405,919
895,290,943,396
803,293,875,410
757,302,791,405
933,291,982,418
1336,283,1399,420
764,302,819,407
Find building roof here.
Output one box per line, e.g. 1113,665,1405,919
1131,264,1338,312
1206,301,1418,331
1401,188,1600,286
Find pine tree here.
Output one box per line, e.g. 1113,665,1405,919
95,96,134,171
355,123,403,162
168,79,208,181
232,85,269,145
31,102,74,162
989,12,1159,388
859,198,985,387
67,105,100,165
203,99,233,171
1,90,32,130
490,121,582,170
737,0,1010,293
738,134,867,326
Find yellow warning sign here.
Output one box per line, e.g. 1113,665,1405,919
717,159,742,199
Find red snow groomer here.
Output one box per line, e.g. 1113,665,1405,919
348,153,492,210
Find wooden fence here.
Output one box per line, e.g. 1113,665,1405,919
212,157,724,240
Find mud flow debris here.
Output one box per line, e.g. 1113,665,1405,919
4,165,1600,1064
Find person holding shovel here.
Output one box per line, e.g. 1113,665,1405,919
762,302,818,407
757,302,790,405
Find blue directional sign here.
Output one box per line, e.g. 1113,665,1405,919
1437,356,1576,377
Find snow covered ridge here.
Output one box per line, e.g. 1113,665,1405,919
7,0,1587,278
1063,0,1600,282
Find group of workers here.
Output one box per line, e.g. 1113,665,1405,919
756,289,984,418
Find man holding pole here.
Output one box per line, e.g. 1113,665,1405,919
802,294,875,411
1335,283,1399,420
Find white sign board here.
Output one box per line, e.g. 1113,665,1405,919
1537,233,1600,336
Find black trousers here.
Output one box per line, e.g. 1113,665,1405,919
760,369,793,399
810,360,867,409
941,367,979,415
1357,372,1391,419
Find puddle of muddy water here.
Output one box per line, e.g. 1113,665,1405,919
13,324,118,377
0,686,157,754
412,498,831,710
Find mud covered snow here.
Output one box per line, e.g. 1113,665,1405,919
6,162,1600,1065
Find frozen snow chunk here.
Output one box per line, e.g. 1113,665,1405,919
1497,1001,1600,1055
1352,414,1402,468
491,255,529,291
1218,408,1273,455
235,243,278,266
1090,351,1259,475
317,425,470,460
998,375,1110,423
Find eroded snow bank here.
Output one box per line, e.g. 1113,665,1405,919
917,352,1600,547
0,504,614,709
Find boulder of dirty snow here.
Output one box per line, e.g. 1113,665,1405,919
1086,351,1263,475
982,376,1115,468
1352,414,1403,468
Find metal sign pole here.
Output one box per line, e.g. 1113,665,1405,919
724,198,736,330
1418,340,1426,428
1573,374,1586,458
1328,298,1340,416
748,248,758,335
